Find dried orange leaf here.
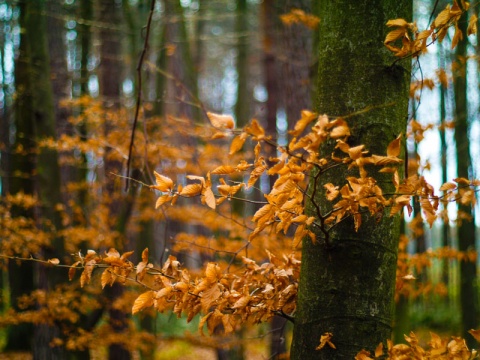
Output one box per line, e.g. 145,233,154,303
439,182,456,191
468,329,480,342
180,183,203,197
207,112,235,130
387,134,402,157
132,291,155,315
152,171,173,192
386,18,409,28
155,194,172,209
211,165,236,175
229,132,248,155
203,187,216,209
101,269,113,289
316,332,336,350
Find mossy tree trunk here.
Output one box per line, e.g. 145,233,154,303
291,1,411,358
453,6,478,349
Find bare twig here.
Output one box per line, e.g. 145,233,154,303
126,0,156,191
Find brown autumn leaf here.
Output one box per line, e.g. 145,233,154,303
289,110,318,137
468,329,480,342
211,165,236,175
155,194,172,209
68,261,81,281
207,112,235,130
152,171,174,192
180,183,203,197
386,18,409,28
202,187,216,209
132,291,155,315
439,182,457,191
200,283,222,313
229,132,248,155
354,350,374,360
387,134,402,157
245,119,265,140
101,268,113,289
467,14,477,36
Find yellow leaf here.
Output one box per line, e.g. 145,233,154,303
180,183,203,197
207,112,235,130
387,134,402,157
132,291,155,315
374,343,383,357
229,132,248,155
203,187,216,209
152,171,173,192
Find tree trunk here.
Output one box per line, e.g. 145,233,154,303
291,1,411,358
5,0,35,351
453,6,478,349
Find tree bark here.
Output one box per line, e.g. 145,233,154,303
5,0,35,350
453,6,478,349
291,1,411,358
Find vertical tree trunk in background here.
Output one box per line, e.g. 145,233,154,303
235,0,249,128
453,8,478,348
279,0,313,130
5,0,35,351
98,1,131,359
261,2,288,358
438,41,450,290
26,0,65,357
291,1,411,358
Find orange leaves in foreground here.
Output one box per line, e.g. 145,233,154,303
355,331,479,359
69,247,300,336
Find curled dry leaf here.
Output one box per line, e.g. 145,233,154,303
207,112,235,130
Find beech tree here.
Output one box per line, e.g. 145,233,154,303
290,1,412,358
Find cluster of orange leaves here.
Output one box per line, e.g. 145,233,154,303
66,106,478,337
356,331,480,359
73,247,299,336
384,0,477,57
